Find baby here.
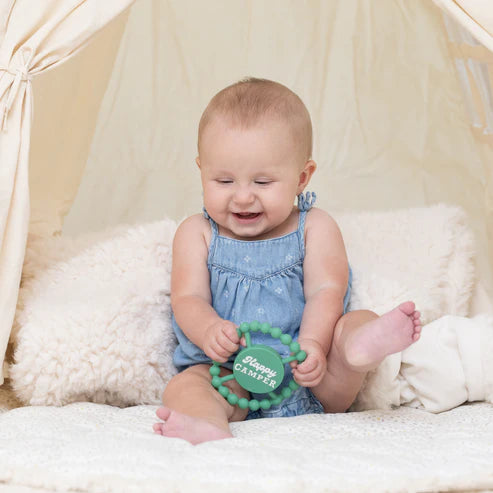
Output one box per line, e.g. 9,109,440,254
153,77,422,444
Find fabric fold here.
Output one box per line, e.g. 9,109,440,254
357,314,493,413
0,0,135,384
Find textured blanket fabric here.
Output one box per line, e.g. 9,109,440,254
373,314,493,412
0,401,492,493
2,204,490,493
398,314,493,411
11,220,179,407
10,204,475,408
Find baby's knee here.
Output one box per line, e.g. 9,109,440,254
332,310,378,351
162,365,211,401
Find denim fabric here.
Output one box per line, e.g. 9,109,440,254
246,386,324,420
172,193,352,419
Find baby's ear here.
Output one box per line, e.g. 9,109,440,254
297,160,317,193
195,156,201,169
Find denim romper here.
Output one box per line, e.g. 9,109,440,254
172,192,352,419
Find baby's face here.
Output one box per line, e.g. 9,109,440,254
198,117,313,240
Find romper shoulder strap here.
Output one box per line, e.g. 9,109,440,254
203,208,218,265
202,208,218,235
296,191,316,257
297,211,308,257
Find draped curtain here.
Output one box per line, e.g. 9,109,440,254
433,0,493,52
0,0,135,383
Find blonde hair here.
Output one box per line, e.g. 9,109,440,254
198,77,312,160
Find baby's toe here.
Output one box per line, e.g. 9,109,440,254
399,301,416,316
412,332,421,342
156,406,171,421
153,423,165,435
413,310,420,319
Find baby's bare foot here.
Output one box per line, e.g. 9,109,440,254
344,301,422,370
153,407,233,445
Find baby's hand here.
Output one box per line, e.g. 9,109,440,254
203,319,240,363
292,339,327,387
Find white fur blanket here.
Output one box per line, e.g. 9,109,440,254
10,204,476,409
2,204,493,493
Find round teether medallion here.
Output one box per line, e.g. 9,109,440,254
233,346,285,393
210,322,307,409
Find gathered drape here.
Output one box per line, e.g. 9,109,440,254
0,0,135,383
433,0,493,52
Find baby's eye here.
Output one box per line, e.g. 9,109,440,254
217,179,233,184
255,180,271,185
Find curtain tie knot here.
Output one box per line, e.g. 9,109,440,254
1,67,32,132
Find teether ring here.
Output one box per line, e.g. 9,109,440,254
209,322,307,410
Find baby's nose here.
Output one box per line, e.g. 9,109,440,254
234,187,255,204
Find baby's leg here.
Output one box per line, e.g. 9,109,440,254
312,302,422,413
153,364,249,445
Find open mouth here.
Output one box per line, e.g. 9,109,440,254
233,212,262,223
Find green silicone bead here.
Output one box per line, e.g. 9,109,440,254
271,396,283,406
296,350,307,362
249,399,260,411
289,380,300,390
227,393,239,405
271,327,282,338
238,398,249,409
281,387,292,398
250,321,260,332
211,376,221,388
218,386,229,397
260,323,271,334
240,322,250,333
209,365,221,376
289,342,300,353
280,334,292,345
260,399,271,410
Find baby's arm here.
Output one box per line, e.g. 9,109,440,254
294,208,349,386
171,215,240,362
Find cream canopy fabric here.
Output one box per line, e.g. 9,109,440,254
63,0,493,303
2,0,493,380
0,0,135,384
434,0,493,52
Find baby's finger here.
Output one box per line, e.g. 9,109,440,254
294,359,321,377
297,355,317,374
210,339,231,362
293,369,312,387
293,369,323,387
224,327,240,344
217,334,238,354
208,347,227,363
